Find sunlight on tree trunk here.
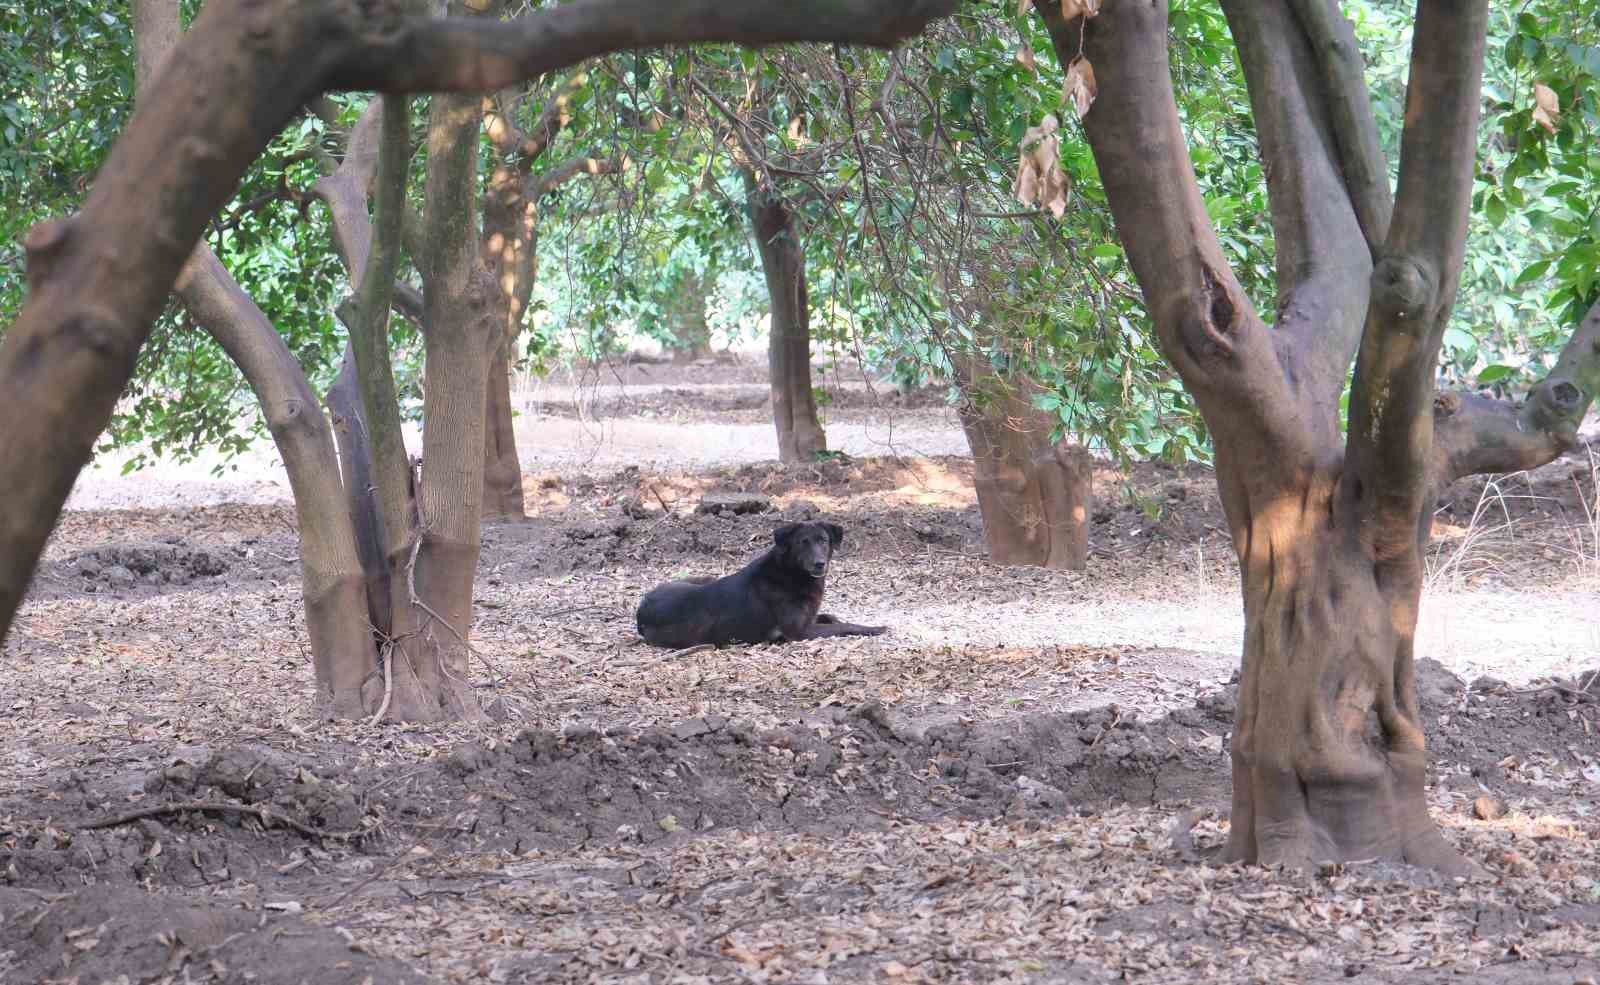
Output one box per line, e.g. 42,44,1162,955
1034,0,1578,873
481,342,527,520
957,374,1090,570
380,90,498,723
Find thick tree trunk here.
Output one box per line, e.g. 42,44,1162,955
957,384,1090,570
1223,476,1460,870
1044,0,1495,872
381,89,497,723
136,0,376,718
746,179,826,463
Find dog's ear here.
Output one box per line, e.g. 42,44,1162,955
822,523,844,549
772,523,801,552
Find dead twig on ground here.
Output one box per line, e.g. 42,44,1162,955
326,842,427,909
79,801,361,840
666,643,716,660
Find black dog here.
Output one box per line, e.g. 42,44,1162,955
636,521,887,648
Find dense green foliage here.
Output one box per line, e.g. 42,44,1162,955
1,0,1593,470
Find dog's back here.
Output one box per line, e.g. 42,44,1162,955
636,578,723,648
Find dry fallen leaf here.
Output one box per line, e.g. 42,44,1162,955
1532,82,1559,133
1016,44,1038,74
1474,795,1507,821
1064,57,1098,120
1014,114,1069,218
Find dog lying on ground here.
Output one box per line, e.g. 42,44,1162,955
636,521,888,648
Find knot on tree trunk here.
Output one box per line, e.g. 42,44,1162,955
23,218,74,290
1370,256,1435,327
1525,377,1584,445
1179,266,1240,362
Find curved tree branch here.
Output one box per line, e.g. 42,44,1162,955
532,154,626,197
0,0,956,643
1040,2,1317,525
1431,302,1600,485
483,69,590,162
1285,0,1394,252
1343,1,1488,556
1220,1,1372,443
307,104,385,280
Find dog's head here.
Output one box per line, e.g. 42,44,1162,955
773,521,844,578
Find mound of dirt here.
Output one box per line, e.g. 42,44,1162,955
0,886,427,984
0,660,1594,981
69,540,230,588
28,533,305,602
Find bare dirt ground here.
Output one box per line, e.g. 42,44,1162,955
5,358,1599,984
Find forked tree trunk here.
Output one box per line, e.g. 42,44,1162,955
746,176,826,463
135,0,377,718
178,254,379,717
957,380,1091,569
380,89,498,723
310,95,417,671
1040,0,1562,872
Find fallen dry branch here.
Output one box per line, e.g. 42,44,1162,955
78,801,362,841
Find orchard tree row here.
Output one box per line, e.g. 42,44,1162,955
1,0,1596,872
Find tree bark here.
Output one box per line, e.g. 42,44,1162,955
746,175,826,463
135,0,377,718
307,105,405,642
344,97,418,580
0,0,955,647
477,95,542,523
956,367,1090,570
325,352,392,638
481,342,526,520
1046,0,1499,872
378,88,499,723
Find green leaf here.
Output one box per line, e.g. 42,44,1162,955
1514,258,1552,286
1477,364,1516,385
1485,194,1507,227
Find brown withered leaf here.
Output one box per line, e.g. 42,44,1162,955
1474,795,1507,821
1016,44,1038,74
1064,57,1098,120
1016,0,1032,18
1014,114,1069,218
1532,82,1559,134
1063,0,1103,19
